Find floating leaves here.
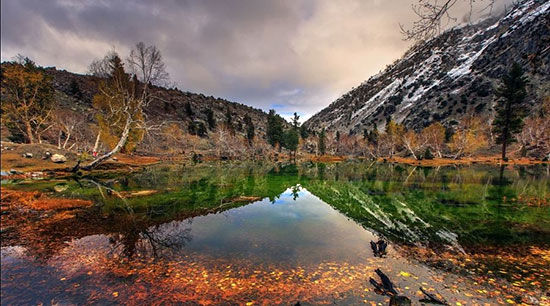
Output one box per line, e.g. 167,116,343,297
399,271,411,277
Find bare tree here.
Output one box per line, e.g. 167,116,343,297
401,0,495,40
88,50,119,78
54,109,83,150
127,42,169,88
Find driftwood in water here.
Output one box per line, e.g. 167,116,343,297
370,239,388,257
389,295,412,306
419,287,448,305
70,160,81,173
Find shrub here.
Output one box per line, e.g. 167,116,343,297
424,147,434,160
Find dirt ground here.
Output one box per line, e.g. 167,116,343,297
1,142,160,173
2,142,548,175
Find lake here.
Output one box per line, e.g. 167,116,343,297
1,162,549,304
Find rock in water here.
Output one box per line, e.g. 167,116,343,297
51,154,67,163
54,184,69,192
390,296,411,306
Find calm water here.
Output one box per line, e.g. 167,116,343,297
2,162,549,304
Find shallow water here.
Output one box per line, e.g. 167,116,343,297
2,162,549,304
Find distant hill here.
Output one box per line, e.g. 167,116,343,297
46,68,275,138
304,0,550,133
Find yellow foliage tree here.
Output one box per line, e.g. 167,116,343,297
1,58,55,143
383,120,405,156
448,115,489,158
421,122,446,158
92,55,144,154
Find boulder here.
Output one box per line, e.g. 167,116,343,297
31,172,44,178
51,154,67,163
54,184,69,192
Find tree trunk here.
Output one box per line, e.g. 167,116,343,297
25,121,34,144
501,99,512,161
93,131,101,153
82,115,132,171
407,146,417,160
62,130,71,149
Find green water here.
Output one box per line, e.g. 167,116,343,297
1,161,549,304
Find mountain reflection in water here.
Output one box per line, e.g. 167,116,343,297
1,162,549,304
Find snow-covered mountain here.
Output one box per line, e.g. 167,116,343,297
304,0,550,133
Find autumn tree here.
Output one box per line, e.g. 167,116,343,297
84,43,168,170
448,115,489,158
492,63,528,161
421,122,446,158
1,58,55,144
517,96,550,159
402,130,422,159
92,54,144,158
382,119,405,156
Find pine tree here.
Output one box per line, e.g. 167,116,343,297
285,129,299,159
204,109,216,130
300,125,309,139
492,62,528,161
319,128,326,155
292,112,300,130
185,102,193,117
266,109,284,148
244,114,255,145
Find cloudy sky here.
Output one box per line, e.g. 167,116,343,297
1,0,511,121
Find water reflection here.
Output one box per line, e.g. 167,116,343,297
1,162,549,304
3,162,549,260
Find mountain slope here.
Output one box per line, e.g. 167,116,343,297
47,68,273,136
305,0,550,133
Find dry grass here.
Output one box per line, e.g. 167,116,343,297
380,155,549,167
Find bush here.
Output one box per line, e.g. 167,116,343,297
424,147,434,160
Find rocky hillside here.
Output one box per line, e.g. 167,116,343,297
47,68,275,138
305,0,550,133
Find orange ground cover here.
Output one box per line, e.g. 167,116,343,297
379,155,549,166
1,188,92,210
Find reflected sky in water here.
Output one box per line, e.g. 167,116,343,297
2,162,549,304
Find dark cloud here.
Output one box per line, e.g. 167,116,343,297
1,0,512,120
